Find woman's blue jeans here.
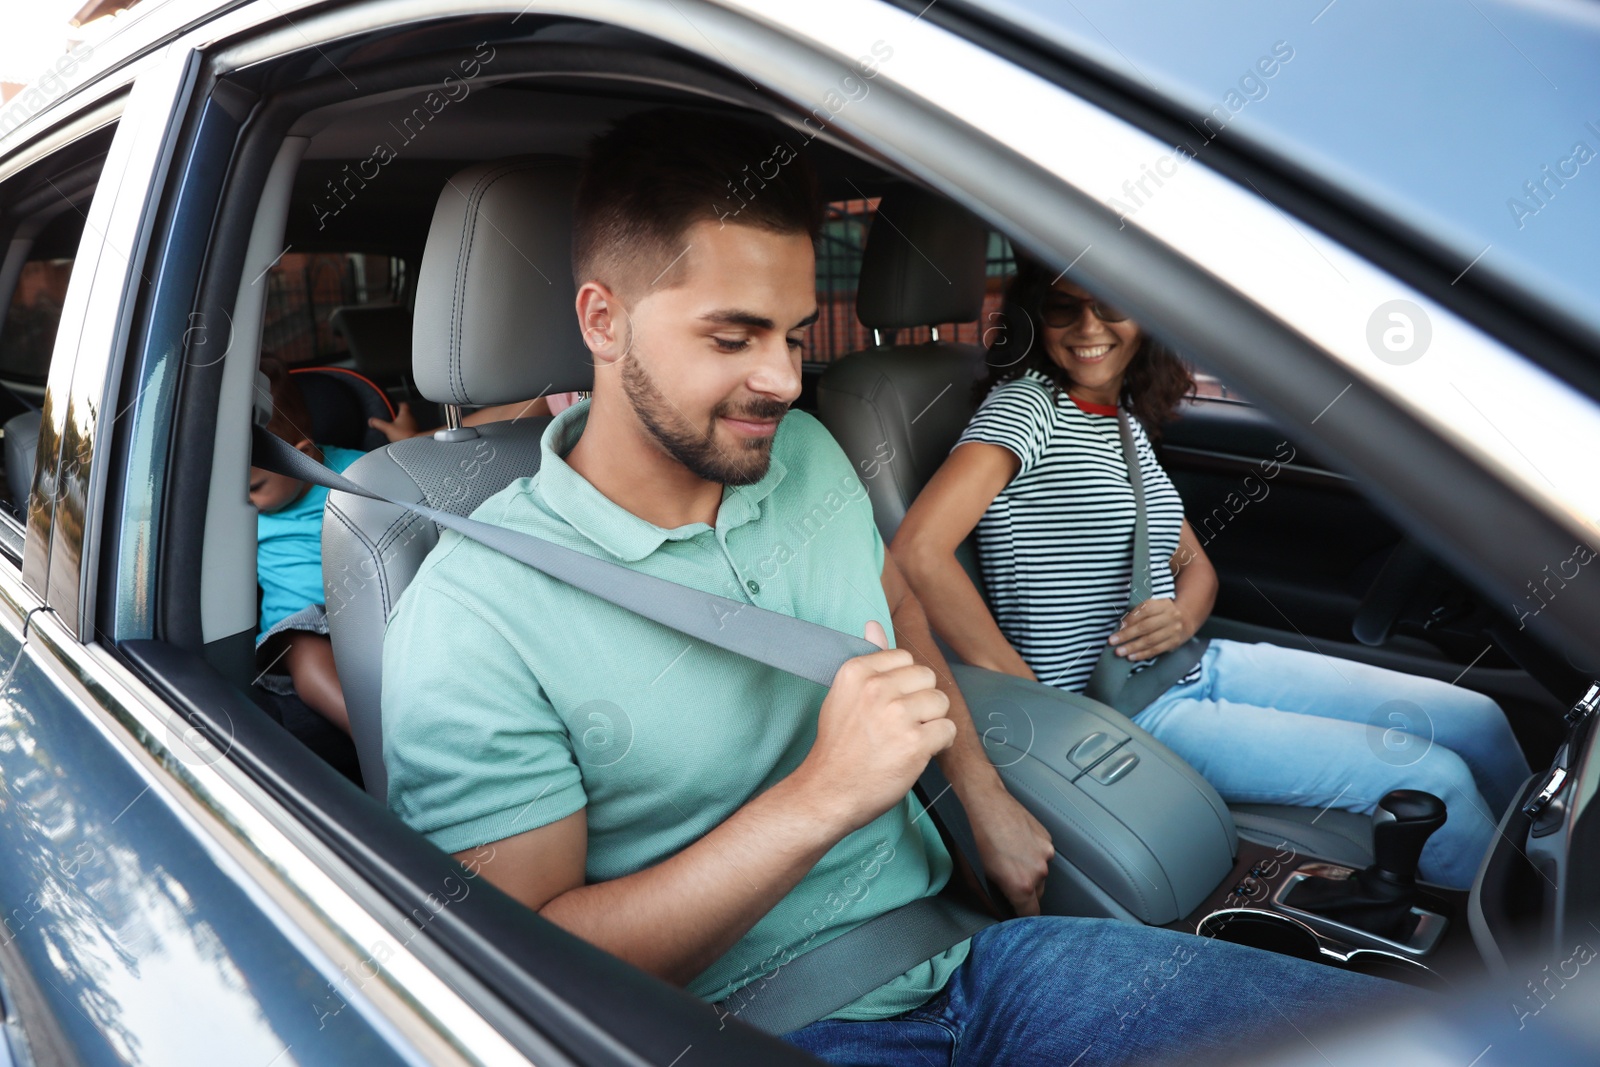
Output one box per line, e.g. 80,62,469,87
782,916,1417,1066
1133,639,1532,888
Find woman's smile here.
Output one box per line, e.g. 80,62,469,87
1066,342,1116,363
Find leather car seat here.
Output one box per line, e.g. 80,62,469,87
816,186,993,596
815,188,1375,869
321,157,590,800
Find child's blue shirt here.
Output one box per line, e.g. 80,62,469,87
257,444,364,636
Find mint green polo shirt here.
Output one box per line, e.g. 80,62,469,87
381,400,971,1022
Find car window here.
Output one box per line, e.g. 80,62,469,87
262,251,407,366
0,132,111,541
1191,370,1248,403
810,196,1013,363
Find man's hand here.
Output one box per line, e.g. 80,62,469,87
963,779,1053,916
794,621,957,836
1108,597,1195,661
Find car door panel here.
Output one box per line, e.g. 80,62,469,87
1163,396,1398,644
1163,396,1567,757
0,581,415,1066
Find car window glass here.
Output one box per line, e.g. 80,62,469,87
0,142,108,539
1192,370,1248,403
262,251,406,365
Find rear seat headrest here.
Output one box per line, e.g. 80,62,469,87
413,156,591,406
855,186,988,332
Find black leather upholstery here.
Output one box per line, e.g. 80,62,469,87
818,188,993,587
856,185,988,331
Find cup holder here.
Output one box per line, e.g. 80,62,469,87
1197,909,1446,991
1197,909,1322,961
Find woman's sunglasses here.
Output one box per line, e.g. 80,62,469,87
1038,294,1130,328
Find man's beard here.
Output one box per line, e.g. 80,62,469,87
618,332,788,487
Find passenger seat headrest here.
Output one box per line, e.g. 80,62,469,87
856,187,988,332
414,157,590,405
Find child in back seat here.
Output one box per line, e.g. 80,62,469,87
250,356,364,734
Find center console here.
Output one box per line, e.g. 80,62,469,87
948,663,1480,988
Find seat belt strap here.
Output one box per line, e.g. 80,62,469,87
1082,411,1208,715
711,892,994,1036
255,427,878,687
252,427,1001,1032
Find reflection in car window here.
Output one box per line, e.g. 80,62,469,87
0,180,101,532
0,258,70,388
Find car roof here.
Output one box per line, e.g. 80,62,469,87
954,0,1600,347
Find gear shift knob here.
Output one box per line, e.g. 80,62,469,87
1369,789,1447,888
1281,789,1449,943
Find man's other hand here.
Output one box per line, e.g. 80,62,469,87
966,782,1053,916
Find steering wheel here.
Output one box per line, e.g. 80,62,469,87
1352,536,1438,647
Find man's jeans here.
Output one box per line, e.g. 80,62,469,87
1134,639,1532,888
783,916,1414,1066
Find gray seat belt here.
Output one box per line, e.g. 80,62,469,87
1082,410,1209,715
252,427,998,1035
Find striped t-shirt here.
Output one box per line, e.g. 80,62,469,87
955,369,1200,694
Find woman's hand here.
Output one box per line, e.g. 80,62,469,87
1108,597,1195,661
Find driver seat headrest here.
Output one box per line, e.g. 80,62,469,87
855,186,989,331
413,156,591,406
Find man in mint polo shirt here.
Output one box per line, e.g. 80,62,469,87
382,110,1402,1064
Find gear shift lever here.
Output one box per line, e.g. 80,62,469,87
1368,789,1448,890
1281,789,1447,943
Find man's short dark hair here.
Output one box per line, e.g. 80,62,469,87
573,107,821,299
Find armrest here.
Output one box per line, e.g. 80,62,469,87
952,663,1237,924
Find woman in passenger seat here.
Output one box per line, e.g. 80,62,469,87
891,255,1531,889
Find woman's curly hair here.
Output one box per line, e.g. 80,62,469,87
972,254,1194,441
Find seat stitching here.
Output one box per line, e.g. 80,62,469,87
448,166,492,404
325,501,392,618
448,163,508,403
450,160,539,405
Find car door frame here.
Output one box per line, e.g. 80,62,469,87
0,33,586,1067
65,0,1600,1057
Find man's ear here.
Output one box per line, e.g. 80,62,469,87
292,438,317,457
576,281,625,366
